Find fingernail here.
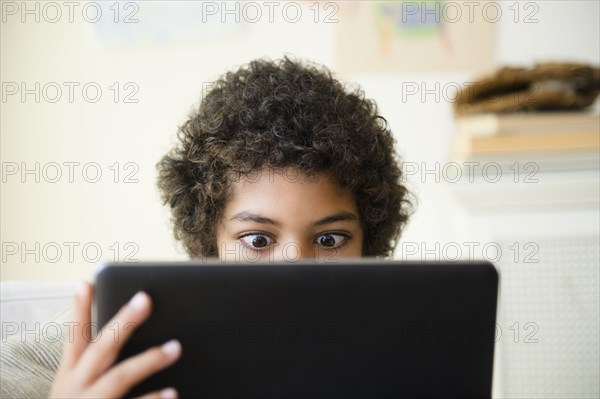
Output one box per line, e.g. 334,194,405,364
161,387,178,399
161,339,181,357
128,291,148,310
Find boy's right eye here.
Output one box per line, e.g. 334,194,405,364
239,233,274,249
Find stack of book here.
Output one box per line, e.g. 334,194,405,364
453,111,600,169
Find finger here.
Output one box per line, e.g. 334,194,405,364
75,291,153,384
60,281,92,369
89,340,181,398
135,387,178,399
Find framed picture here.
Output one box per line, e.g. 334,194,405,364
335,0,496,73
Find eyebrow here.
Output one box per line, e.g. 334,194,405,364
313,211,358,226
229,212,280,227
229,211,358,227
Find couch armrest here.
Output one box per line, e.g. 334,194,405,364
1,281,77,342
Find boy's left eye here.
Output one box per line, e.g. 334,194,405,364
315,233,347,248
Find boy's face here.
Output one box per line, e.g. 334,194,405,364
216,168,364,262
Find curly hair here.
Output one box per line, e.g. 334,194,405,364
157,56,413,258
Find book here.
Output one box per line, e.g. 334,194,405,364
454,112,600,155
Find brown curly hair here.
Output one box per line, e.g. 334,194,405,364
157,56,413,258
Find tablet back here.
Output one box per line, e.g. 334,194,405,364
95,260,498,398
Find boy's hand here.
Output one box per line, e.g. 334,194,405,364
50,282,181,399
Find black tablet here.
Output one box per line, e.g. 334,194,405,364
95,260,498,398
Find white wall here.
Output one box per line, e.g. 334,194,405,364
1,0,598,280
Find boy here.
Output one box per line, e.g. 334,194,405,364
3,56,412,398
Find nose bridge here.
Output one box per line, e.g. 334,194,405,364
271,237,315,262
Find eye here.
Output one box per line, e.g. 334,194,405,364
239,233,275,250
315,233,348,249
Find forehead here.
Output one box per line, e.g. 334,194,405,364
224,168,357,216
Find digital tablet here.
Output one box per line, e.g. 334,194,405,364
95,260,498,398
